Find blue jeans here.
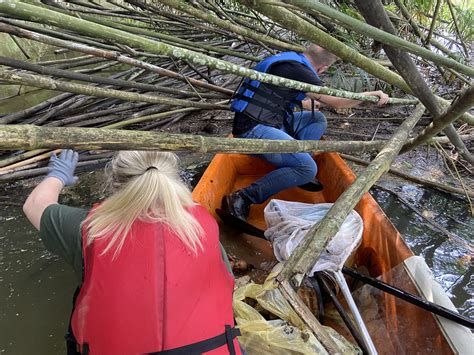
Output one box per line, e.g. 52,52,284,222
237,111,327,204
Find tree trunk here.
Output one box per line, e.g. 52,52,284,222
0,0,417,105
402,86,474,152
281,0,474,77
0,124,387,154
236,0,473,125
355,0,474,165
277,104,425,282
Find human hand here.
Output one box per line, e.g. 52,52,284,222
46,149,79,186
364,90,389,106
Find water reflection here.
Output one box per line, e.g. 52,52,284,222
371,185,473,318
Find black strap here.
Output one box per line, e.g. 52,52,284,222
240,81,289,108
225,325,237,355
150,327,241,355
241,81,302,109
233,93,288,118
66,286,82,355
239,81,295,115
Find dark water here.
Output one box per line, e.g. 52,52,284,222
371,184,473,319
1,168,472,354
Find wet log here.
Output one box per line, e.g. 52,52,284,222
355,0,474,165
0,0,416,105
340,153,474,198
281,0,474,77
0,22,233,96
237,0,474,125
0,56,220,100
277,104,425,282
0,71,227,111
403,86,474,152
0,124,386,154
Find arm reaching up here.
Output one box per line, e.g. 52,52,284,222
23,149,79,230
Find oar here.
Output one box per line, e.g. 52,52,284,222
341,266,474,329
216,209,474,329
310,274,370,355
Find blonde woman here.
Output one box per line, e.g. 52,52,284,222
23,150,241,355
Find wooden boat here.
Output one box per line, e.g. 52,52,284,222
192,152,471,354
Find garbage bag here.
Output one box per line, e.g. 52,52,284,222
234,264,361,354
264,200,363,275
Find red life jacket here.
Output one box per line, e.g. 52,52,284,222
71,204,240,355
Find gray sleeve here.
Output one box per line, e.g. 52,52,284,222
219,243,234,277
39,204,89,276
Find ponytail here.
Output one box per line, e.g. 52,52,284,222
84,151,204,257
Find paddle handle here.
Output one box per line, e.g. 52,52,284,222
217,211,474,329
342,267,474,329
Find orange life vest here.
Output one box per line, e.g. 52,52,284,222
70,204,239,355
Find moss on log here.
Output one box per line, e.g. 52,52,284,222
0,124,386,154
278,104,425,282
0,1,417,106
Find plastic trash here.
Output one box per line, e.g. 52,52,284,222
233,264,361,354
264,200,363,275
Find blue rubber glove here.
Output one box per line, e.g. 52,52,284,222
46,149,79,186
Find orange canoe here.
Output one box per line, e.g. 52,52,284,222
192,152,470,354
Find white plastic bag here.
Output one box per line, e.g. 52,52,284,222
264,200,363,275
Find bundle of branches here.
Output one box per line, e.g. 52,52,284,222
0,1,473,350
0,0,471,181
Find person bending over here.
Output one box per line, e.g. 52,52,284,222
23,150,241,355
223,44,389,221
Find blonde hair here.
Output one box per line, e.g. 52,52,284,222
84,151,204,256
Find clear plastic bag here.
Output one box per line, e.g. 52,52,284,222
264,200,363,275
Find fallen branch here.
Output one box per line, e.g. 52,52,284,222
281,0,474,77
237,0,473,125
277,103,425,282
0,56,220,100
355,0,474,165
0,71,228,111
339,153,474,198
0,1,417,105
0,124,386,154
372,184,473,252
0,22,233,96
403,86,474,152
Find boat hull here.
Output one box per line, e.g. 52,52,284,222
192,152,456,354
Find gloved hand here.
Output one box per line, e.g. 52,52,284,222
46,149,79,186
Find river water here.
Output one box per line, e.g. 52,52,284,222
0,163,472,354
